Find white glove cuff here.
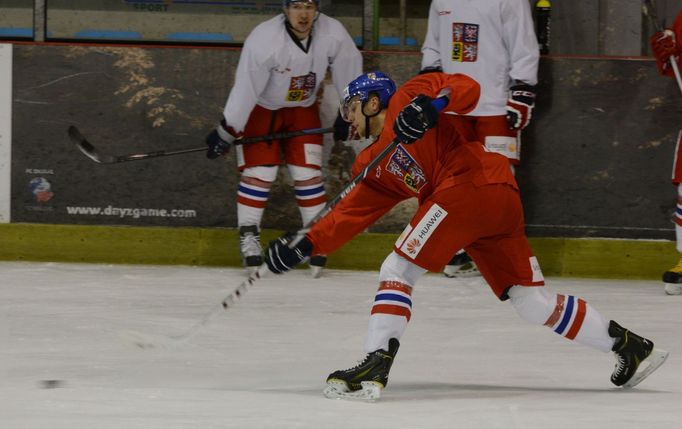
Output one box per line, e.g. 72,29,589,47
217,124,237,144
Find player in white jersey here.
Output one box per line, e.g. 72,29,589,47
651,9,682,295
420,0,539,277
205,0,362,277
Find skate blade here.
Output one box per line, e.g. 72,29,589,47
443,266,480,278
623,348,669,388
310,265,324,279
664,283,682,295
323,380,382,402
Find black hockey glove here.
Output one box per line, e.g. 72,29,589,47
265,234,313,274
393,94,439,144
205,119,239,159
418,66,443,75
333,111,353,141
506,83,536,131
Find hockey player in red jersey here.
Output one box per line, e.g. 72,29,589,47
651,9,682,295
263,71,669,400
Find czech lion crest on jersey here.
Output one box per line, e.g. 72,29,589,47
452,23,479,62
385,145,428,193
286,72,317,102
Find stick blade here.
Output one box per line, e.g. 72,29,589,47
119,329,183,350
68,126,116,164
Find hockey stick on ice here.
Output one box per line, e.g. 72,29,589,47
124,135,404,349
642,0,682,94
69,125,333,164
128,94,452,349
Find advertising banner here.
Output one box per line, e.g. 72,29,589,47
9,44,682,240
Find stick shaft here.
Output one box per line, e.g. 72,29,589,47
71,126,333,164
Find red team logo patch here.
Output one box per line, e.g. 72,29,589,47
452,23,479,62
286,72,317,102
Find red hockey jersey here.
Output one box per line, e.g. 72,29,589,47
307,73,518,256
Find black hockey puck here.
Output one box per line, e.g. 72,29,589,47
39,379,64,389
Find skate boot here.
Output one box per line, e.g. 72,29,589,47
608,320,668,388
662,255,682,295
239,225,263,276
309,255,327,279
443,251,479,278
324,338,399,401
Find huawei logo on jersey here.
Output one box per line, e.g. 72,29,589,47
438,10,451,15
396,203,448,260
405,238,421,254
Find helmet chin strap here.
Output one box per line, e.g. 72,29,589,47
362,102,381,139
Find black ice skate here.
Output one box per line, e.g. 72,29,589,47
609,320,668,388
309,255,327,279
443,252,479,278
239,225,263,275
324,338,400,401
662,256,682,295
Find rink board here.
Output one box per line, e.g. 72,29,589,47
0,223,676,279
7,43,681,241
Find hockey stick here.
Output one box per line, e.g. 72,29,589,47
128,94,451,349
69,125,333,164
642,0,682,94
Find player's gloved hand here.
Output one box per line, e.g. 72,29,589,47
333,111,354,141
418,66,443,75
393,94,439,144
506,83,536,131
205,119,240,159
265,234,313,274
650,29,680,77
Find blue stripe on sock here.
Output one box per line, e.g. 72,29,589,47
554,295,574,335
295,186,325,197
375,293,412,307
238,184,269,199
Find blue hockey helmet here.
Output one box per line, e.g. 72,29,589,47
340,72,397,121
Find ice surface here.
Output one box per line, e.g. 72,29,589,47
1,261,680,428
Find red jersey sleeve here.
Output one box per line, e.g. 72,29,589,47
379,73,480,145
306,181,404,256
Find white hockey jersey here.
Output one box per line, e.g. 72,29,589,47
223,13,362,132
421,0,539,116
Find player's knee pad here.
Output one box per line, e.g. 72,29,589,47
288,165,322,184
242,165,278,184
507,285,555,326
379,251,427,287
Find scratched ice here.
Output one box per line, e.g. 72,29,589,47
1,261,680,428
